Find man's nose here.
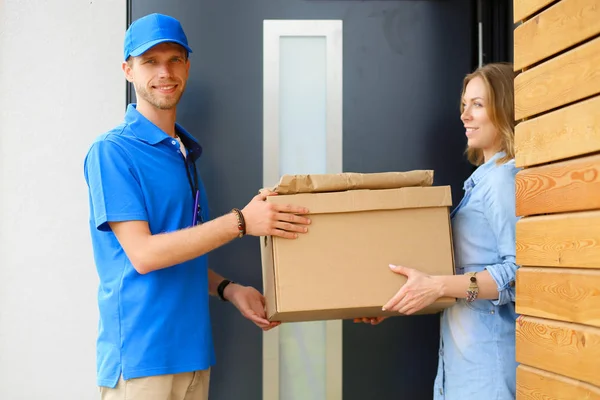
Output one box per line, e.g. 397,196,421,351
157,63,172,78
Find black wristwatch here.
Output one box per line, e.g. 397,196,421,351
217,279,234,302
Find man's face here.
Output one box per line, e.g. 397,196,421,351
123,42,190,110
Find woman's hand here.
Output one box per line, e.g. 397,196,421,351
353,317,387,325
383,264,445,315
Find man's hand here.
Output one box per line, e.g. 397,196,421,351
382,264,444,315
224,284,280,331
241,190,311,239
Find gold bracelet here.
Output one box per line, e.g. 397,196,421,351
465,272,479,302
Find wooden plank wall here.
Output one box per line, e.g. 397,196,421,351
513,0,600,398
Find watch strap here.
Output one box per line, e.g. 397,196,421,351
217,279,234,302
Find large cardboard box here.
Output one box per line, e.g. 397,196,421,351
260,172,456,323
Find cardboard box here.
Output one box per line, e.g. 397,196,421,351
260,172,456,323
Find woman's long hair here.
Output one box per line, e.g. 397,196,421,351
461,62,516,166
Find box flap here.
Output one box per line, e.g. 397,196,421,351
273,171,433,194
267,186,451,215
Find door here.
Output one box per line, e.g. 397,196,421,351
130,1,476,399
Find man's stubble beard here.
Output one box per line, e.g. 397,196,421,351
134,82,184,110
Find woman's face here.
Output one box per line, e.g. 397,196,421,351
461,77,499,154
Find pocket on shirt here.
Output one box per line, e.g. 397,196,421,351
463,299,496,315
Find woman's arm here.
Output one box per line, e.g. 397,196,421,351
381,265,498,315
383,165,520,314
480,164,520,304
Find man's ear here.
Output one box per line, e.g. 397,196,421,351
122,61,134,83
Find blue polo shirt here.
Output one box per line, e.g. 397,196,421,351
84,104,215,388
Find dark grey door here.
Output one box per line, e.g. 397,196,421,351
131,1,476,399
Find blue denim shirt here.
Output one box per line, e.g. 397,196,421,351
433,152,520,400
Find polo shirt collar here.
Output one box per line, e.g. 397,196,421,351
125,103,203,161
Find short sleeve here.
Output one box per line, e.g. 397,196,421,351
84,139,148,231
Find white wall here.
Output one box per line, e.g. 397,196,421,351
0,1,124,398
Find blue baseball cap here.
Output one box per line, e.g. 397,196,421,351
124,13,193,61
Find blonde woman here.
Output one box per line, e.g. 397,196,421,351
359,63,520,399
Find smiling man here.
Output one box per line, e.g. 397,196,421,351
83,13,310,400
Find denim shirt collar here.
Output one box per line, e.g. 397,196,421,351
124,103,203,162
463,151,506,191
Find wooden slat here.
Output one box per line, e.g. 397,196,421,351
515,36,600,120
514,0,558,23
517,365,600,400
516,316,600,387
515,95,600,168
514,0,600,71
515,153,600,216
516,211,600,268
516,267,600,327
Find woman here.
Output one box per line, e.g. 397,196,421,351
358,63,520,399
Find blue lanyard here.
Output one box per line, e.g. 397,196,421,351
177,133,203,226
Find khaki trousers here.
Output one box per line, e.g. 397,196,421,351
100,369,210,400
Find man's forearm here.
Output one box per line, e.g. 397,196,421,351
111,190,311,275
125,213,240,274
208,269,242,301
208,268,226,297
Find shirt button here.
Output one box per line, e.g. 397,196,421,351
172,140,177,145
439,388,443,395
490,310,495,315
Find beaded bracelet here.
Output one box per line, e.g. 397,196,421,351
231,208,246,238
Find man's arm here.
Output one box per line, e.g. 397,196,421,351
109,191,310,274
109,213,240,274
208,268,279,331
208,268,229,297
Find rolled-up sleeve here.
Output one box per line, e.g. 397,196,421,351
482,165,520,305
